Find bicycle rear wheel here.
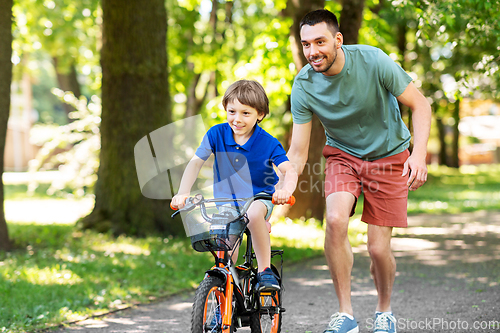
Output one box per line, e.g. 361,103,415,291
249,289,282,333
192,276,235,333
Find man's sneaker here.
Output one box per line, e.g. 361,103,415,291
323,312,359,333
255,267,280,291
374,312,397,333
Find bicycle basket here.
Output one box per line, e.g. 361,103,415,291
183,204,248,252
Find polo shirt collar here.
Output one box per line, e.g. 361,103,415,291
224,123,261,151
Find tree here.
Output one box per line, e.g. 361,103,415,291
280,0,326,221
281,0,366,221
0,0,13,251
339,0,366,44
14,0,100,122
406,0,500,166
80,0,183,236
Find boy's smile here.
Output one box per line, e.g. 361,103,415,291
226,99,264,144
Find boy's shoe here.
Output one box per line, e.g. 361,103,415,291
374,312,397,333
255,267,280,291
323,312,359,333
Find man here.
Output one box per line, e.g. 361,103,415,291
287,9,431,333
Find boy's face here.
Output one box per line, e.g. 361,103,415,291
226,99,264,139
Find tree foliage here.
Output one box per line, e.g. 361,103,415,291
6,0,500,237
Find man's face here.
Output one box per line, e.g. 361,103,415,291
300,22,341,75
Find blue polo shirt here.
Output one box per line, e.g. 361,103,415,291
195,123,288,199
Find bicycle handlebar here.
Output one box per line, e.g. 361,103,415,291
170,194,295,221
171,194,295,211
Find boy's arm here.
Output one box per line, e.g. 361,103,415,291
273,161,298,205
171,155,205,209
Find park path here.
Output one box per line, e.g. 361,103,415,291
50,210,500,333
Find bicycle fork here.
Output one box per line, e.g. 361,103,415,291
204,250,238,332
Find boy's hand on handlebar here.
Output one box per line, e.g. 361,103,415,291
171,194,188,210
272,189,293,205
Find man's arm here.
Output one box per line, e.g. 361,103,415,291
397,82,432,191
273,161,298,204
286,121,313,175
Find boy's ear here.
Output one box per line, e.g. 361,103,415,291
257,113,265,123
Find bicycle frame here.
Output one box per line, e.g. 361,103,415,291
172,194,289,332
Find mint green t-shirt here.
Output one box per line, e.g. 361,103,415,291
291,44,413,161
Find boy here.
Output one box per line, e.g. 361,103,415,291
171,79,298,291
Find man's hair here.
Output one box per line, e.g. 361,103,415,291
222,80,269,122
299,9,339,36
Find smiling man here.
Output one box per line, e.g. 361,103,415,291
286,9,432,333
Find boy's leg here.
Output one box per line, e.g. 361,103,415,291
246,200,271,272
367,224,395,313
325,192,357,315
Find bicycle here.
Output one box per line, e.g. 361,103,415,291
171,193,295,333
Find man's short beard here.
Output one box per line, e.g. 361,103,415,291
311,48,338,74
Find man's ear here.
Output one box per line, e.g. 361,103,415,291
336,32,343,48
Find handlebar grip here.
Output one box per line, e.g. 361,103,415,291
170,197,188,211
272,195,296,206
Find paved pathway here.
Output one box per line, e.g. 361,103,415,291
51,210,500,333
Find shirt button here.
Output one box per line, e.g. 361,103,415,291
235,159,239,162
236,147,240,149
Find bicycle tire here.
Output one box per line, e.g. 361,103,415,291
191,276,235,333
249,289,282,333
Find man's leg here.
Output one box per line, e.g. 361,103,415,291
325,192,357,315
366,224,395,313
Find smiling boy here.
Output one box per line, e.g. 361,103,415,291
172,79,298,290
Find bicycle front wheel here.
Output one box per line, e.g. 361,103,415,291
192,276,235,333
249,290,282,333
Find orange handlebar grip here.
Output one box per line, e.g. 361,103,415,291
272,195,296,206
170,202,178,211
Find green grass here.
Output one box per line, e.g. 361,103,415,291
0,219,326,332
1,164,500,332
407,164,500,214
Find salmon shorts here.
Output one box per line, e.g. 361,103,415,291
323,146,410,228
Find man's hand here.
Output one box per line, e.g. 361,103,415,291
402,154,427,191
272,189,293,205
171,194,188,209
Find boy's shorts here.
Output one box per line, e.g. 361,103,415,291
220,194,274,221
259,198,274,221
254,192,274,220
323,146,410,228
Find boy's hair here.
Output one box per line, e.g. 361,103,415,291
222,80,269,123
300,9,339,37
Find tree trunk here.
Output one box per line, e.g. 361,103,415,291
281,0,325,221
450,98,460,168
80,0,182,236
0,0,12,251
281,0,366,221
340,0,366,45
53,57,82,121
435,116,448,166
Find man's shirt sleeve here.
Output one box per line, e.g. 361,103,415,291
377,49,413,98
291,81,313,124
